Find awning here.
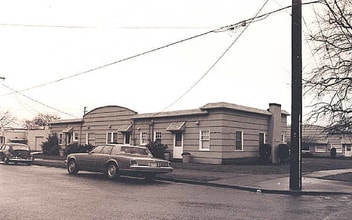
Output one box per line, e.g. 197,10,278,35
117,124,132,133
62,127,73,133
166,122,186,132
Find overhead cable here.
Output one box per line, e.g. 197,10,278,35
159,0,271,112
0,83,78,118
1,1,320,97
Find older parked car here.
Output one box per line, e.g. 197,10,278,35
66,144,173,180
0,143,34,165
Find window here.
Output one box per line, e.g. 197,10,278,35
344,144,352,151
199,130,210,150
59,133,63,145
175,132,183,147
140,132,148,145
106,132,118,144
102,145,113,154
0,136,5,144
86,133,95,145
315,145,326,153
91,145,104,154
155,132,162,144
124,133,131,144
73,133,79,142
235,131,243,151
259,133,265,146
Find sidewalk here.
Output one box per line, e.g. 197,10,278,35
32,158,352,195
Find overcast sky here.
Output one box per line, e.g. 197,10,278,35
0,0,320,125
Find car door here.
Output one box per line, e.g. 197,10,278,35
79,145,104,171
94,145,113,172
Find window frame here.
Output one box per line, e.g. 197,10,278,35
154,131,162,144
106,132,118,144
235,131,243,151
140,132,148,145
199,130,210,151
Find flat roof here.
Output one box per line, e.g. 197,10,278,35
133,109,208,119
49,118,83,125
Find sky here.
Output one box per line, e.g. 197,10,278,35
0,0,321,126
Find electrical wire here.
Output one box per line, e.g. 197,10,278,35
1,1,320,98
159,0,271,112
0,83,78,118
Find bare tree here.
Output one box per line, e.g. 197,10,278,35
23,113,60,129
305,0,352,133
0,110,17,128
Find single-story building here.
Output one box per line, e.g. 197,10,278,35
0,126,50,152
49,102,289,164
291,124,352,158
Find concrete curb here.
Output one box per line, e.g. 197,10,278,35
32,160,352,196
156,176,352,196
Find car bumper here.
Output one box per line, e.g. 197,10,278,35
9,157,34,163
124,166,174,174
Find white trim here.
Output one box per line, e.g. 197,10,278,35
199,130,210,151
140,132,147,145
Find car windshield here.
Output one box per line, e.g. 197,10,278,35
120,146,151,156
12,145,30,151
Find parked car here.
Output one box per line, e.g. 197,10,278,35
66,144,173,180
0,143,34,165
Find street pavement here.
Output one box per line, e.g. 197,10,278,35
32,158,352,195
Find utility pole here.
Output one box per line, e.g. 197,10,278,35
290,0,302,191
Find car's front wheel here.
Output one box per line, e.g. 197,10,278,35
67,159,79,175
106,163,119,179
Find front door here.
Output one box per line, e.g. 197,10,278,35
173,132,183,159
344,144,352,157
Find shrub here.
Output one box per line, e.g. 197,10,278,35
259,144,271,164
65,143,94,156
146,141,168,159
330,147,337,158
278,144,290,164
42,134,60,156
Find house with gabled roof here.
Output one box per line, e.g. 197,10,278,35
49,102,289,164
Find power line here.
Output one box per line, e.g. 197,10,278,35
0,83,77,118
1,1,320,98
160,0,271,112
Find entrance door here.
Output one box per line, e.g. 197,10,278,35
34,136,45,151
173,132,183,159
344,144,352,157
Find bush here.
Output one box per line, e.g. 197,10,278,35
65,143,94,156
42,134,60,156
278,144,290,164
146,141,168,159
259,144,271,164
330,147,337,158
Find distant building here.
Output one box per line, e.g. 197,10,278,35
49,102,289,164
0,126,50,152
288,124,352,158
0,128,27,145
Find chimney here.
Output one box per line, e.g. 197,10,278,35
268,103,282,164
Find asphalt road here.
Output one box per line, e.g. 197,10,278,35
1,164,352,220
